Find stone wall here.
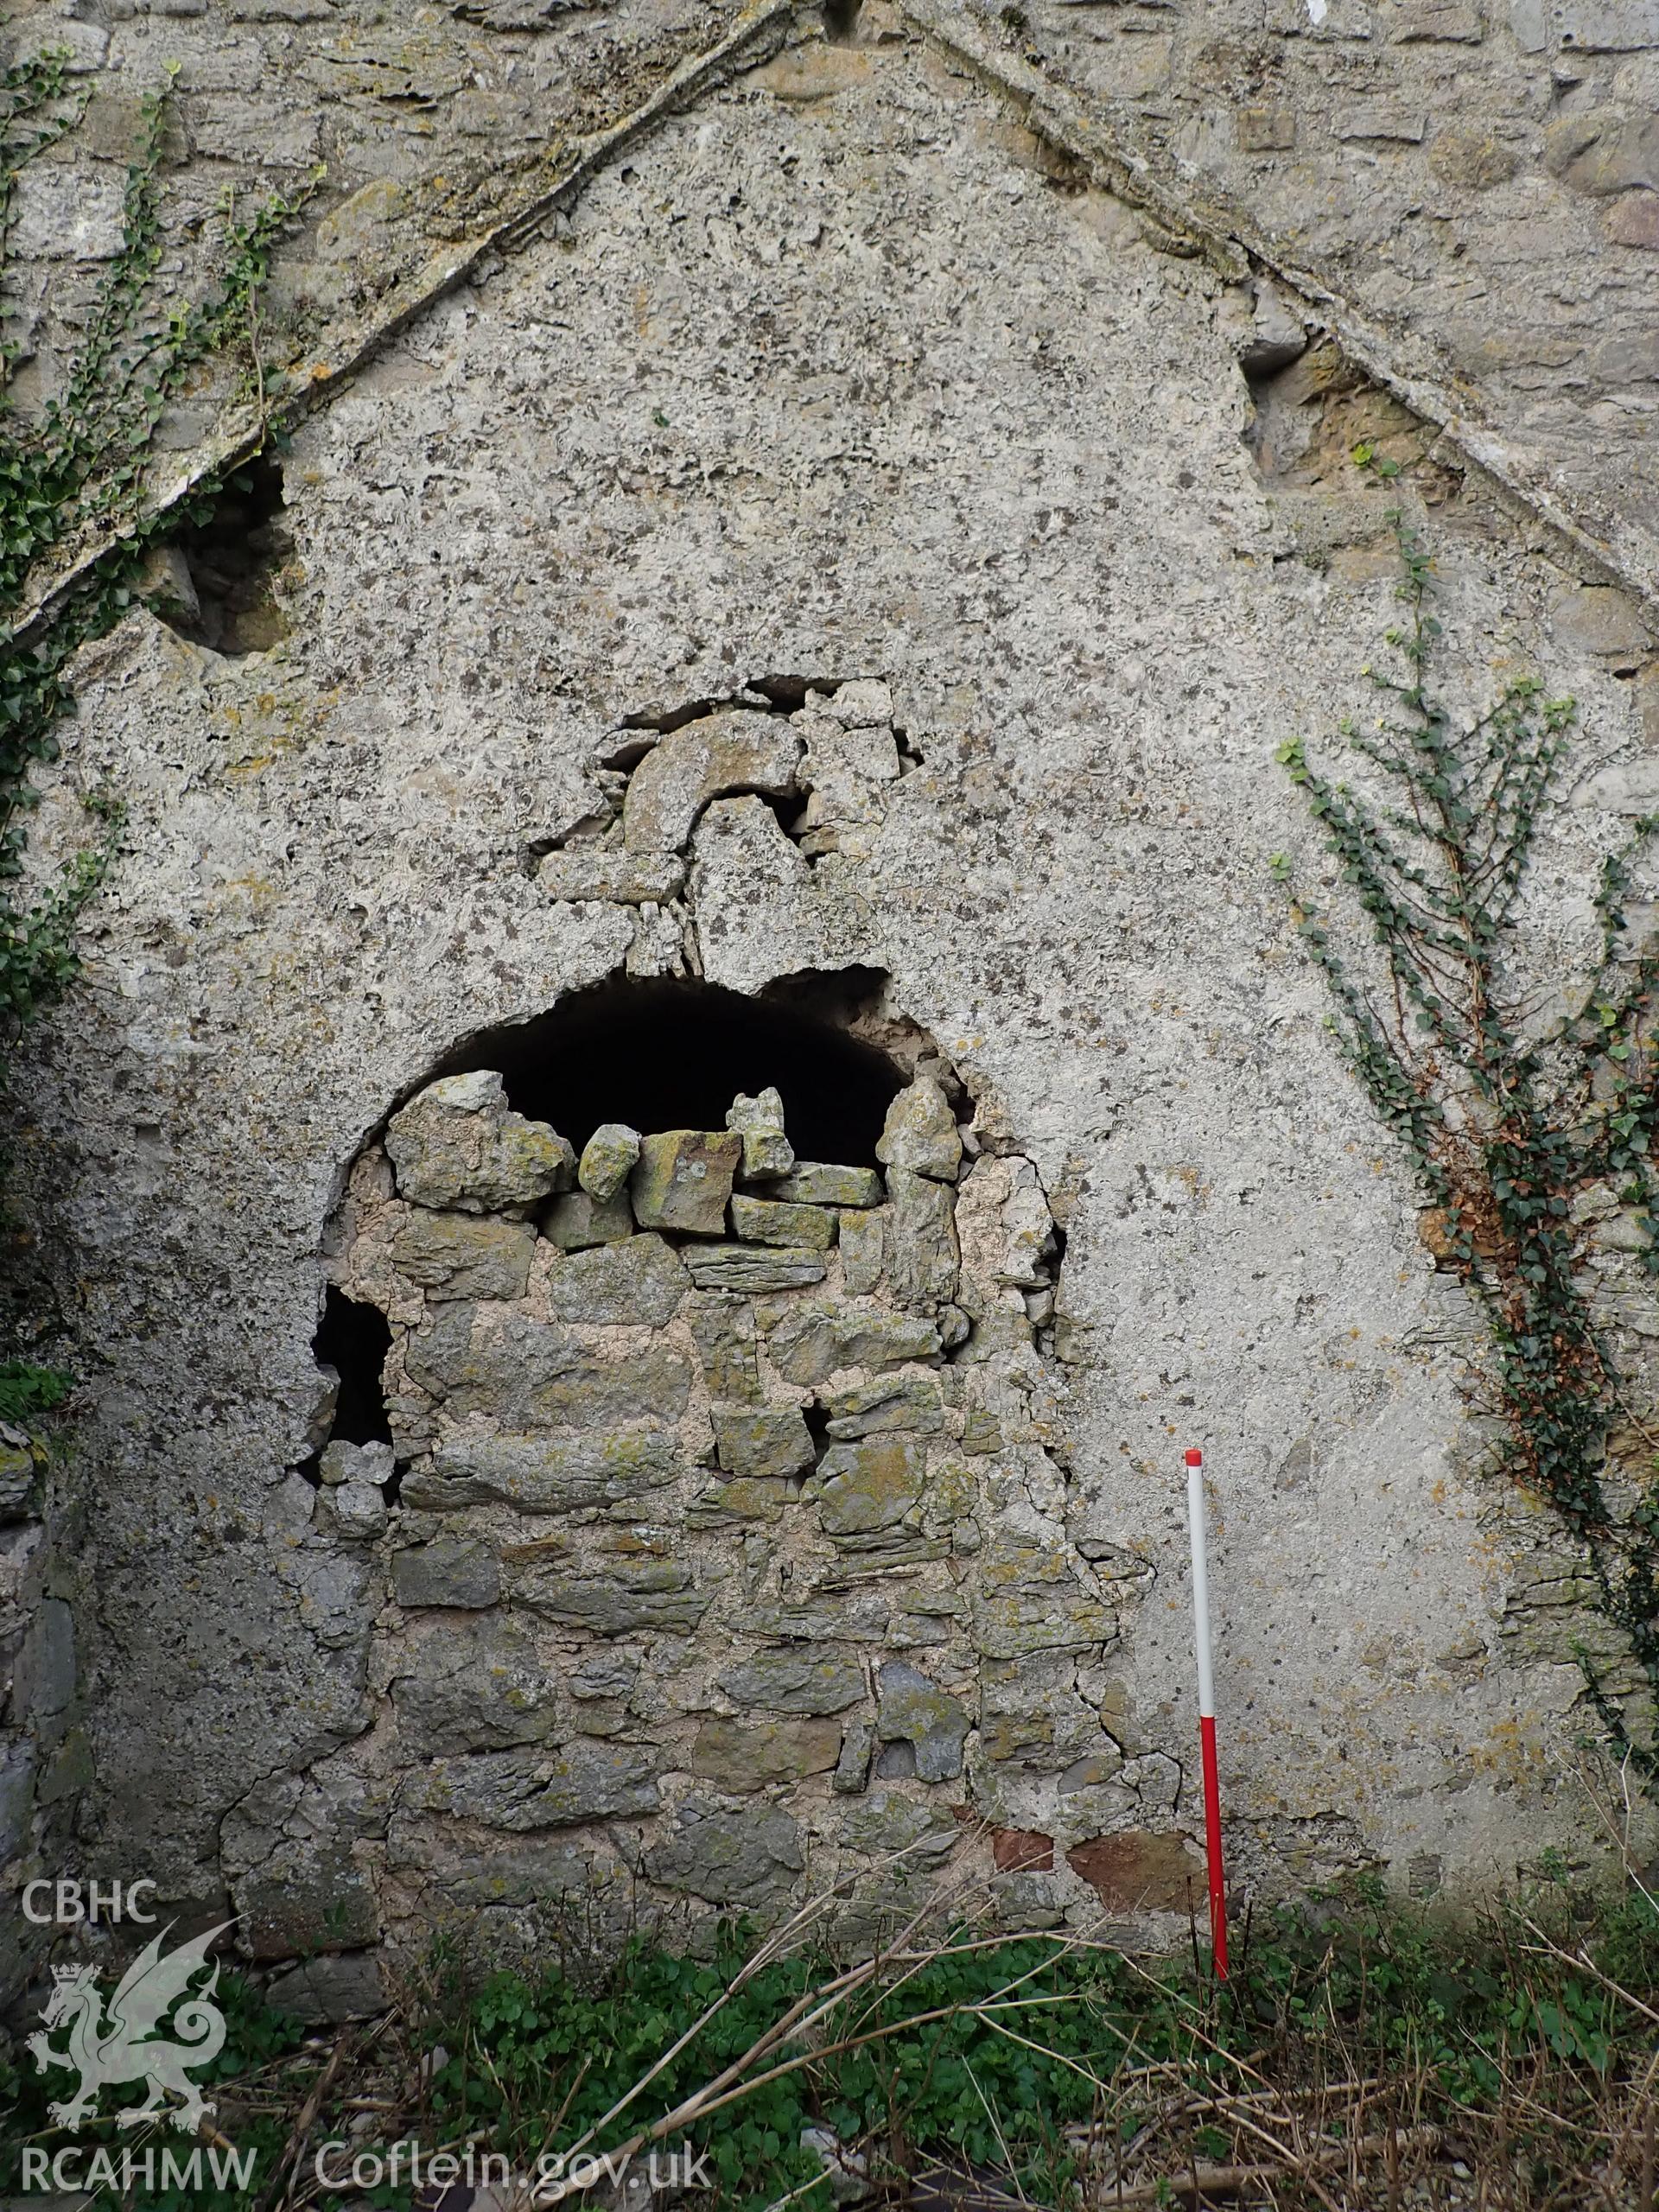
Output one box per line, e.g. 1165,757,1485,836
963,0,1659,595
0,1426,88,2013
5,5,1659,2006
245,1042,1179,1994
7,0,1659,611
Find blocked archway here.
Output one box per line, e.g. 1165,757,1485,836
257,969,1147,1973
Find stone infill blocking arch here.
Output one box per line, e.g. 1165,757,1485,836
234,982,1169,2012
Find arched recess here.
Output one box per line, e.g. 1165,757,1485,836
412,969,921,1171
266,962,1144,1970
304,966,961,1477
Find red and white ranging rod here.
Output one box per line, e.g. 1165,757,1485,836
1185,1446,1229,1980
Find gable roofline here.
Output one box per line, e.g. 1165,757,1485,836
9,0,796,649
11,0,1653,652
909,1,1654,610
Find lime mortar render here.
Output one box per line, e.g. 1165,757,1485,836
4,4,1659,2016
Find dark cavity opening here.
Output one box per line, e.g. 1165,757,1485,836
423,973,910,1169
313,1287,393,1449
148,452,293,656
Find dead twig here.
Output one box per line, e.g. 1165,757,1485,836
1101,2126,1443,2208
259,2012,381,2212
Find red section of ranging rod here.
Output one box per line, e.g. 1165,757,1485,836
1185,1446,1229,1980
1198,1713,1228,1980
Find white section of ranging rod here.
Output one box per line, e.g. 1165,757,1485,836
1186,1446,1215,1719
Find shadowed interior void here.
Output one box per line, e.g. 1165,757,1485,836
430,975,908,1169
313,1287,393,1446
153,452,293,656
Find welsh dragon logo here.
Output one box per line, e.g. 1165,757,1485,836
27,1921,232,2133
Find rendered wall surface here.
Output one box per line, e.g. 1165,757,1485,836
7,0,1658,595
3,9,1658,2006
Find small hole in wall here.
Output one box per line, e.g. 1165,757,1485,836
744,672,837,709
147,453,293,656
313,1287,393,1449
823,0,862,40
423,974,912,1168
1238,340,1451,500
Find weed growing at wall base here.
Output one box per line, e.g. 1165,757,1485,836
0,1357,72,1423
3,1873,1656,2208
1278,483,1659,1773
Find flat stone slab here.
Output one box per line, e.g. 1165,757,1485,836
765,1303,941,1383
545,1233,689,1326
388,1820,595,1910
876,1077,962,1181
971,1534,1120,1661
392,1210,537,1300
321,1480,387,1541
813,1435,925,1539
690,1718,842,1791
539,849,685,904
717,1649,867,1713
405,1305,690,1428
739,1592,892,1643
839,1207,884,1294
392,1538,501,1610
712,1404,816,1479
685,1476,785,1527
874,1659,969,1783
767,1163,882,1207
387,1071,574,1214
730,1193,836,1250
727,1086,794,1179
577,1122,643,1201
511,1555,712,1635
541,1185,634,1250
684,1244,829,1291
391,1617,553,1758
685,1292,762,1404
645,1799,804,1905
631,1129,742,1235
885,1167,961,1306
823,677,894,728
408,1744,661,1829
841,1792,960,1865
823,1374,944,1439
404,1427,681,1512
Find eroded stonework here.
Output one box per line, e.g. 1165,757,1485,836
259,1047,1176,1967
6,10,1659,2012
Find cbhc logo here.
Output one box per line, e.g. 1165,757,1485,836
22,1880,157,1926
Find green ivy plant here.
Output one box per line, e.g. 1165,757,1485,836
1277,475,1659,1770
1,52,312,1408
